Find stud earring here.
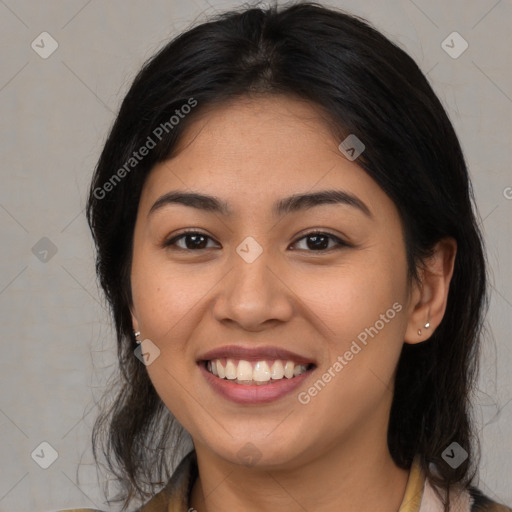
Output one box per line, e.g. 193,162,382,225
134,331,141,344
417,321,430,336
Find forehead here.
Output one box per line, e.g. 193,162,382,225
170,94,339,160
139,95,393,221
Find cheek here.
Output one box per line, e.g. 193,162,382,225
130,246,210,341
295,258,407,428
290,248,408,346
130,250,210,425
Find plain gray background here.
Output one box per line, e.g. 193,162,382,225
0,0,510,510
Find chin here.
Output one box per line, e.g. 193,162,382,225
208,435,309,470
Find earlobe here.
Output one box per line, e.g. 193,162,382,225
404,237,457,344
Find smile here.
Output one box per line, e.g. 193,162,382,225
197,344,316,404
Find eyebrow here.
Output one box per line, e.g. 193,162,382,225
148,189,373,219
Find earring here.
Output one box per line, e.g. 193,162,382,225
134,331,141,344
417,321,430,336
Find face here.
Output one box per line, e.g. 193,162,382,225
130,95,415,469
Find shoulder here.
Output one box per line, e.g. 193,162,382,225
467,486,512,512
137,450,198,511
54,451,197,512
411,455,512,512
421,477,512,512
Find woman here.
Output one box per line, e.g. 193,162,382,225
60,2,511,511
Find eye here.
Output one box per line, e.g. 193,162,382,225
164,231,220,250
290,231,349,252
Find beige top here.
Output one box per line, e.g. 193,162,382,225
57,451,511,512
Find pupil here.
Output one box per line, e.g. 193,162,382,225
308,234,328,250
187,234,207,249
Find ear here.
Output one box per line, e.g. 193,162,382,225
404,237,457,344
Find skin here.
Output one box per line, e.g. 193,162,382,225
130,95,456,512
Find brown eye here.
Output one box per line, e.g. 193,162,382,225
164,231,220,250
291,232,349,252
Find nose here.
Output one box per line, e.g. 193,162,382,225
211,245,294,331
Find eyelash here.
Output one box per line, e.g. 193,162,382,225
163,230,350,252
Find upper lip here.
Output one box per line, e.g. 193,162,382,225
197,345,315,365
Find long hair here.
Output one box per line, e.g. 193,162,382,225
86,3,488,510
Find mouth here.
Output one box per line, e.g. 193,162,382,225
197,345,316,404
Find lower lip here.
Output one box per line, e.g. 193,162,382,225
199,363,314,404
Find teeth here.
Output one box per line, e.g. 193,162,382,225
284,361,295,379
237,360,253,382
216,360,225,379
294,364,308,377
270,360,284,379
253,361,271,382
206,358,311,384
225,359,237,380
